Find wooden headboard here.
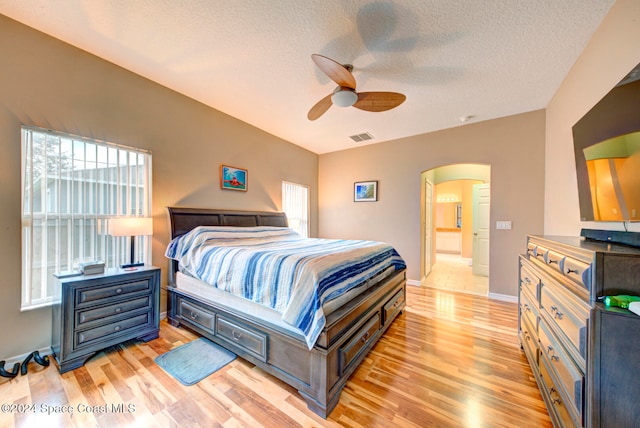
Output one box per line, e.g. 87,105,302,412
167,207,289,239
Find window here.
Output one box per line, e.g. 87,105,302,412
21,126,152,310
282,181,309,238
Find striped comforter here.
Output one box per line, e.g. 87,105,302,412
165,226,406,349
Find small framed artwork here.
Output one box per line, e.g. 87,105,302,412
354,180,378,202
220,164,248,191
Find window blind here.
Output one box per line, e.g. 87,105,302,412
21,126,152,310
282,181,309,238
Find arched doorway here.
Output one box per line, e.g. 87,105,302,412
420,164,490,296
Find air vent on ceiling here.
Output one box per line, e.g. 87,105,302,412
349,132,374,142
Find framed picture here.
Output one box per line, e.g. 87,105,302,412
354,180,378,202
220,164,248,191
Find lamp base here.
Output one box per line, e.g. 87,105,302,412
121,262,145,269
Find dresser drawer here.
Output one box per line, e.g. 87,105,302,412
74,312,152,349
539,353,581,428
75,278,152,307
216,315,267,362
339,312,381,376
539,319,584,420
520,286,538,339
562,256,592,291
76,295,152,328
540,278,589,364
532,244,549,264
382,288,404,325
545,250,566,274
520,257,540,301
180,300,215,331
520,315,538,366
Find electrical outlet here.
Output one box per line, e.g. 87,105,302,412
496,221,512,230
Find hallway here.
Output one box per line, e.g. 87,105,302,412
423,252,489,296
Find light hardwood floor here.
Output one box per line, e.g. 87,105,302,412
0,286,551,428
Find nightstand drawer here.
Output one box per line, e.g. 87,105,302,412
75,312,152,349
76,278,152,307
76,295,152,328
216,315,267,362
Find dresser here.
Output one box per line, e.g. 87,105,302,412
51,266,161,373
518,234,640,428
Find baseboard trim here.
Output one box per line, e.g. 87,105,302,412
488,292,517,303
406,279,421,287
2,346,52,367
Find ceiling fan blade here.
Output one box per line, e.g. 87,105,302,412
353,92,406,112
307,93,333,121
311,54,356,90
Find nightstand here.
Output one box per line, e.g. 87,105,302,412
51,265,161,373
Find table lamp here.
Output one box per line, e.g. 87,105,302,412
108,217,153,268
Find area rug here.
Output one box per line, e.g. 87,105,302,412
154,338,236,386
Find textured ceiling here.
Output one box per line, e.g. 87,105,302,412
0,0,615,154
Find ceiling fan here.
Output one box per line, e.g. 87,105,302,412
307,54,406,121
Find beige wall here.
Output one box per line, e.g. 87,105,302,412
318,110,546,296
0,16,318,359
545,0,640,235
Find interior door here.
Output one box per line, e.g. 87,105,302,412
472,183,490,276
424,179,433,278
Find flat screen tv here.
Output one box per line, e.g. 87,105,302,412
572,63,640,222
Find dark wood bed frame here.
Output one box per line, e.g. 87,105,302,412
165,207,406,417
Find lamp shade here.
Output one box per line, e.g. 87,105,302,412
108,217,153,237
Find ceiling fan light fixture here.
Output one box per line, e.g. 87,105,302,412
331,88,358,107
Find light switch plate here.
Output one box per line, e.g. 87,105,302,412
496,220,512,230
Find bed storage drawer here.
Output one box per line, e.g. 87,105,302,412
216,315,268,362
180,300,215,331
382,288,404,325
339,312,381,376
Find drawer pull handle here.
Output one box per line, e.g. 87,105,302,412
566,268,578,274
549,388,562,405
546,345,560,362
190,311,198,320
361,332,371,343
550,306,564,320
232,331,242,341
116,288,123,294
549,306,564,319
547,258,558,265
524,331,530,341
524,277,532,284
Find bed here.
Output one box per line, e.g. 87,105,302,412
165,207,407,417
